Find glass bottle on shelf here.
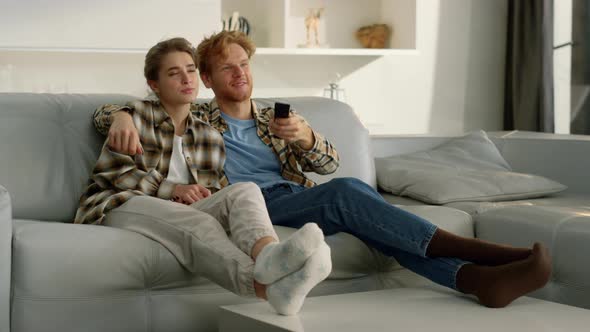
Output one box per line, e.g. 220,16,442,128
323,82,346,102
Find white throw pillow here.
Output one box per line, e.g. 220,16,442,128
375,131,567,204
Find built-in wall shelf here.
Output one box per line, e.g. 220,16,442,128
1,0,417,58
222,0,416,55
0,46,419,57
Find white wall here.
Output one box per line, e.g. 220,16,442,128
0,0,507,136
0,0,221,97
249,0,507,135
0,0,221,49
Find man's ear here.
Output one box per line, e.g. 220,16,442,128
147,80,159,94
200,72,212,89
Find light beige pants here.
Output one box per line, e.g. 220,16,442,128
104,182,278,297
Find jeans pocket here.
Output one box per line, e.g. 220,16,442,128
286,183,306,193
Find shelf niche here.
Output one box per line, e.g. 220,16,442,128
221,0,416,52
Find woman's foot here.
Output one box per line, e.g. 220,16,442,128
254,222,324,284
266,242,332,315
458,242,552,308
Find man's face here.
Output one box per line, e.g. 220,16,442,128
201,43,253,102
149,51,198,105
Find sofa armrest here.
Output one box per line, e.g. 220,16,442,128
490,132,590,195
0,185,11,332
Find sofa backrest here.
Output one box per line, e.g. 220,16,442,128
0,94,374,222
0,93,135,222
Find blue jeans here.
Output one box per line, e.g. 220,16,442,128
261,177,468,290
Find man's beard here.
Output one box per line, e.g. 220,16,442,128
221,85,252,102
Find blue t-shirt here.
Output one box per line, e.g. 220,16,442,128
221,113,292,188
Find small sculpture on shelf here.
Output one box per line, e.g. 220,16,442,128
355,24,391,49
222,11,251,36
304,8,324,48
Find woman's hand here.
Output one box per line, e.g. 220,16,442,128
172,184,212,205
109,112,143,155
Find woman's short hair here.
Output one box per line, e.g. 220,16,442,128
144,37,197,81
196,31,256,74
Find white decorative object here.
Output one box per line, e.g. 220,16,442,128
323,73,346,101
222,11,251,35
298,8,328,48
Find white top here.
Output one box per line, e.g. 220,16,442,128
166,135,191,185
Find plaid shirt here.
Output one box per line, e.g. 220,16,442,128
92,98,340,189
75,100,226,224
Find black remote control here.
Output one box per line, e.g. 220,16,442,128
274,102,291,118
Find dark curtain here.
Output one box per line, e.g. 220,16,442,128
504,0,554,132
571,0,590,134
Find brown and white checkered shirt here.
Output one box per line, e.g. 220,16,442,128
75,99,226,224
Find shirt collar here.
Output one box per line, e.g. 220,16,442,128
210,97,259,119
148,99,199,129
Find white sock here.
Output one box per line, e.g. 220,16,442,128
254,222,324,285
266,242,332,316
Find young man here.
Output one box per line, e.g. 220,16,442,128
94,31,551,308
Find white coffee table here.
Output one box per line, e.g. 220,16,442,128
219,287,590,332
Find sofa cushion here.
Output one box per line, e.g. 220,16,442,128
375,130,566,204
11,220,199,298
9,220,392,298
445,194,590,216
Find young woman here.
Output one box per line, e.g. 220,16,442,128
75,37,331,316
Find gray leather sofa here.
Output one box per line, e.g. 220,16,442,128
0,93,588,331
373,131,590,310
0,93,471,332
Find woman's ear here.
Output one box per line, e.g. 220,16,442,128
147,80,159,94
200,72,212,89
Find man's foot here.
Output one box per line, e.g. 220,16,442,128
266,242,332,315
466,243,552,308
254,222,324,285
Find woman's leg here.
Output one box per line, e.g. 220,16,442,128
104,195,257,297
191,182,331,315
191,182,326,284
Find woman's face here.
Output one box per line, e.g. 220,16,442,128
149,51,198,105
